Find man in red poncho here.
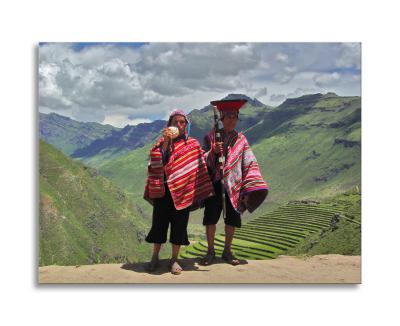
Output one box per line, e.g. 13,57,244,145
200,99,269,266
144,109,214,274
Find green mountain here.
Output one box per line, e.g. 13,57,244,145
39,112,119,155
39,140,151,266
247,92,360,212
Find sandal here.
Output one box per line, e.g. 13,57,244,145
222,250,240,265
146,256,159,272
169,259,183,275
199,250,215,266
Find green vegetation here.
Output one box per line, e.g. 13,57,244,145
39,140,151,266
247,94,360,216
98,144,153,218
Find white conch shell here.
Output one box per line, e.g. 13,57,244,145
167,126,179,139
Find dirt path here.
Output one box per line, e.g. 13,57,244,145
39,254,361,284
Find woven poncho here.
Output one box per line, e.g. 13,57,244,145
144,136,214,210
204,129,269,213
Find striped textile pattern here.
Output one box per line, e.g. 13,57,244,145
204,130,269,213
144,137,214,211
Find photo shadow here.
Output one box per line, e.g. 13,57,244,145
120,257,249,275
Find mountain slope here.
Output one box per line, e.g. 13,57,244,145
39,140,151,266
248,93,360,211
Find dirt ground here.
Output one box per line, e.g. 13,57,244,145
38,254,361,284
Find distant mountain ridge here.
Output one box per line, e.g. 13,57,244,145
40,93,271,165
39,112,119,155
70,120,166,163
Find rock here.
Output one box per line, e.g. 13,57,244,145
334,138,361,148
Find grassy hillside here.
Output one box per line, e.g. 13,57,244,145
98,144,152,216
247,94,360,215
39,140,151,266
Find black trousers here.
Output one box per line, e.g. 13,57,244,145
203,181,242,228
145,187,190,246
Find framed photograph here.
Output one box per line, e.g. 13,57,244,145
38,42,361,284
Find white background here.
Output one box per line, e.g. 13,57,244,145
1,0,399,325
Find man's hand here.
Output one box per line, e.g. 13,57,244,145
162,128,173,150
214,141,224,155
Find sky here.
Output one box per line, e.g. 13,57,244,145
38,42,361,127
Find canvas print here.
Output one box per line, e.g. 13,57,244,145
38,42,361,283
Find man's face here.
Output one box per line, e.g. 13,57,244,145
222,111,238,133
171,115,187,135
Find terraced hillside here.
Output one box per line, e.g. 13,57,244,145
180,190,361,260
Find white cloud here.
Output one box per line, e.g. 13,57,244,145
254,87,268,98
336,43,361,69
38,42,361,126
270,94,286,103
276,53,289,63
287,87,322,98
128,118,152,125
313,72,341,87
102,115,152,128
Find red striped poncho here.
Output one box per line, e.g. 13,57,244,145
204,130,269,213
144,136,214,210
